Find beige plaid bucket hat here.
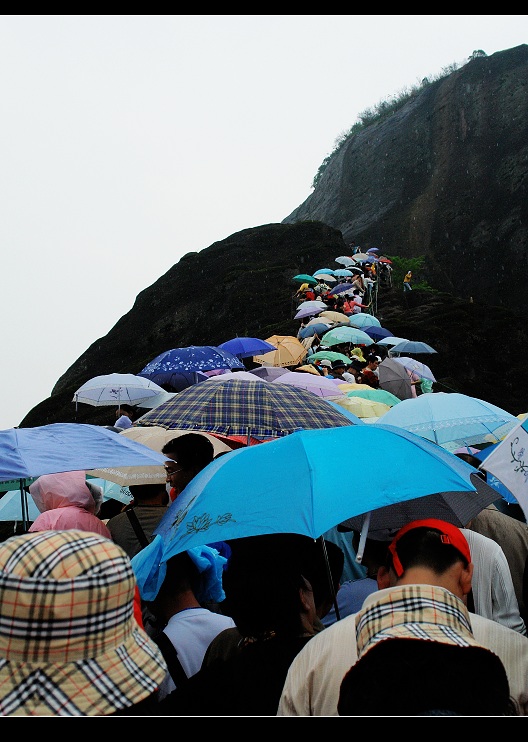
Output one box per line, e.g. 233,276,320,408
355,583,484,659
0,530,167,716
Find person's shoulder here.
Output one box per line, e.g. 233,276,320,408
471,611,528,646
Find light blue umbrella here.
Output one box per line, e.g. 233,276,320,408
0,424,167,530
379,393,518,451
131,424,498,600
348,313,381,329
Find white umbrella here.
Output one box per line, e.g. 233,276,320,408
73,373,166,408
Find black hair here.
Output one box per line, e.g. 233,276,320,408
117,404,135,414
128,483,167,502
388,527,469,576
161,433,215,471
222,534,318,638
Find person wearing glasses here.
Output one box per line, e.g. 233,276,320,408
161,433,216,503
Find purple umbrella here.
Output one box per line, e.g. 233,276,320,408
329,282,355,296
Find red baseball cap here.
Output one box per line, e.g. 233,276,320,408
388,518,471,577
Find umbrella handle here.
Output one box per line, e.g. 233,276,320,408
319,536,340,622
355,511,372,564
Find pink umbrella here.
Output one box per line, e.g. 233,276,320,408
271,371,346,399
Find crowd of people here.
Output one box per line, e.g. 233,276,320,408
2,251,528,716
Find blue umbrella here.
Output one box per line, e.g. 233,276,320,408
131,424,498,599
362,326,394,341
380,392,519,451
218,337,277,359
471,444,518,505
138,345,244,386
0,424,168,530
329,282,355,296
390,340,438,355
298,323,330,339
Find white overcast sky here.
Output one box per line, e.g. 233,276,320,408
1,15,527,429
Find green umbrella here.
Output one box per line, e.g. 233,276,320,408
293,274,318,286
307,351,351,364
321,326,374,347
346,388,402,407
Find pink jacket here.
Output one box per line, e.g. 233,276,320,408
29,470,111,538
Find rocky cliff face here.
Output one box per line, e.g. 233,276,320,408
283,45,528,310
20,46,528,428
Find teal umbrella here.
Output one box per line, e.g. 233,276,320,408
293,274,318,286
131,424,499,600
346,388,402,407
321,326,374,347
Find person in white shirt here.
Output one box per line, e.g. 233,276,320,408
277,519,528,716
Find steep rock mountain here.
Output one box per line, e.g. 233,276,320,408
283,45,528,311
20,45,528,427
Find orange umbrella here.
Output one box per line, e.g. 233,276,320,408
253,335,307,368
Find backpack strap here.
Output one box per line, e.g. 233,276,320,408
125,507,150,549
152,631,189,688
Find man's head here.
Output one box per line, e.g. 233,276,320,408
161,433,215,497
365,354,379,370
379,519,473,599
330,359,348,376
129,483,168,506
116,404,134,419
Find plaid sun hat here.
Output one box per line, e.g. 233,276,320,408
0,530,167,716
355,584,483,660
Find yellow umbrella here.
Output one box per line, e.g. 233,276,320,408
319,310,350,325
253,335,307,368
337,383,373,393
332,396,391,419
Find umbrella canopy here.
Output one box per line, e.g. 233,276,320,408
378,357,414,400
307,350,351,365
392,357,437,382
325,400,365,425
321,327,374,347
138,346,244,386
135,390,177,410
293,274,318,286
88,427,235,486
318,310,351,325
0,424,167,482
247,367,289,381
294,305,325,320
313,269,336,276
332,396,391,419
298,322,331,339
73,373,166,407
253,335,307,368
346,388,402,407
377,336,410,347
313,273,337,283
333,269,354,279
271,371,346,399
379,392,519,451
390,340,438,355
296,300,327,311
335,256,355,267
348,314,381,329
134,377,354,441
0,489,40,521
329,282,355,296
362,326,394,342
130,424,498,599
218,337,277,359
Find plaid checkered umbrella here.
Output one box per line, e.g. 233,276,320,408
135,377,354,440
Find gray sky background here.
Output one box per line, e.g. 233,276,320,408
2,15,527,429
